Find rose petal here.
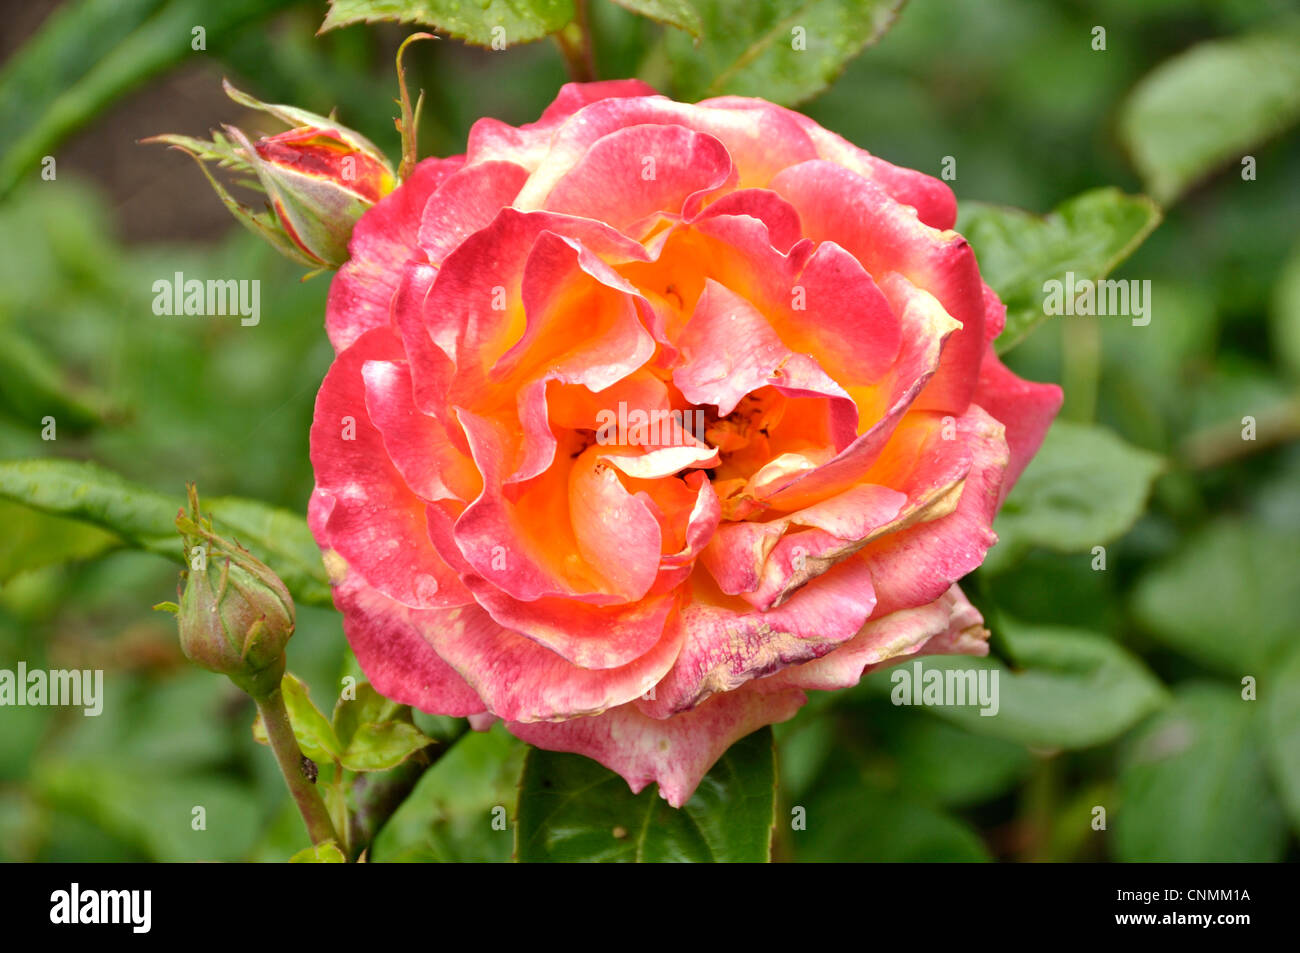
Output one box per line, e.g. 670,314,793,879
751,271,961,511
417,160,530,264
673,279,857,443
414,601,687,723
322,553,487,716
640,557,877,717
767,584,986,692
973,346,1063,501
361,358,480,503
769,159,984,415
543,123,735,232
514,96,818,210
309,327,471,609
856,404,1010,615
465,80,662,171
325,156,462,351
507,683,804,807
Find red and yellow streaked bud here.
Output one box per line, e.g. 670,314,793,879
145,80,397,271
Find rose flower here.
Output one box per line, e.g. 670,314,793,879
309,81,1061,806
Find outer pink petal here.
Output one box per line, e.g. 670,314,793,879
973,346,1063,501
324,156,462,351
361,358,480,504
309,327,471,609
857,404,1010,616
416,160,530,264
767,584,986,692
319,545,486,717
542,123,735,231
465,80,661,170
513,97,818,209
506,684,805,807
412,602,686,723
697,96,958,229
462,577,674,670
784,106,957,230
640,557,877,717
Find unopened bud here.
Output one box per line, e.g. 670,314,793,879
160,485,295,698
144,81,396,270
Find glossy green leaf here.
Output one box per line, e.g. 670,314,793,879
372,724,525,863
610,0,700,35
664,0,904,106
0,327,111,432
1114,684,1285,862
516,727,776,862
339,722,431,773
1118,26,1300,205
332,682,401,750
0,458,330,607
253,673,340,764
885,712,1032,808
1133,518,1300,675
984,421,1164,574
330,682,431,772
321,0,576,47
863,621,1167,750
0,500,120,581
1265,646,1300,837
787,761,990,862
957,188,1162,354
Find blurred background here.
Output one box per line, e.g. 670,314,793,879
0,0,1297,861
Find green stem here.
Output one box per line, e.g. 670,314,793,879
554,0,597,82
396,33,436,180
1018,752,1058,862
255,688,340,848
347,749,431,859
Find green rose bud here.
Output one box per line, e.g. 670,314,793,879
163,485,295,698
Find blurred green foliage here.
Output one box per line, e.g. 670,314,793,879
1,0,1298,861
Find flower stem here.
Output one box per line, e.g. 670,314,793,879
396,33,436,180
255,687,340,848
554,0,597,82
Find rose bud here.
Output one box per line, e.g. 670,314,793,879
144,80,397,270
162,485,295,698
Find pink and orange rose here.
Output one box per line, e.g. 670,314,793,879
308,81,1061,806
